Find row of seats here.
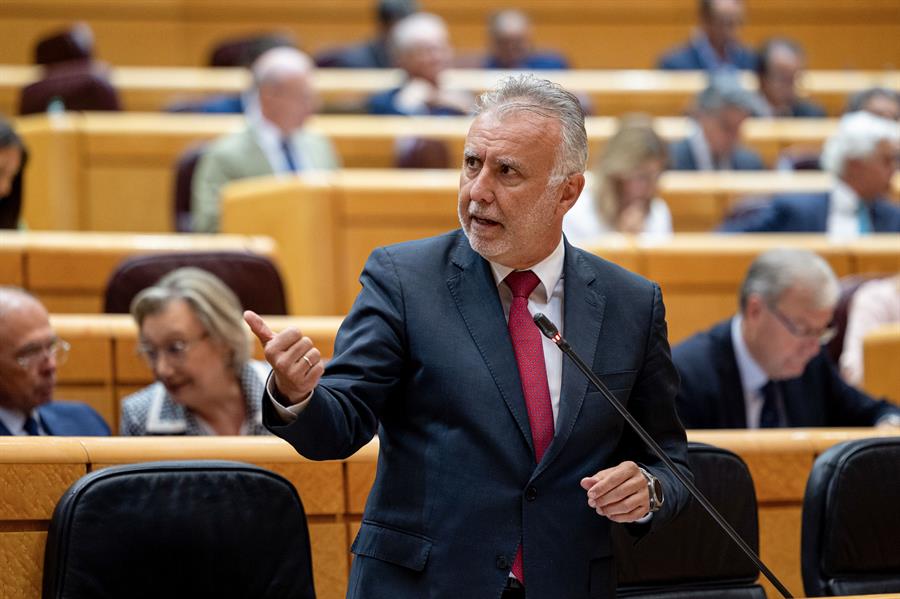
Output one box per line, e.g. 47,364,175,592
4,430,900,598
1,0,898,69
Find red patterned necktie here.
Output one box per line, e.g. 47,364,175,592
505,270,554,583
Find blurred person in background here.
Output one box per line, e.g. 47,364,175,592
669,76,766,170
120,268,271,436
367,12,473,115
483,9,568,70
0,117,27,230
840,274,900,386
564,117,672,243
315,0,419,68
658,0,757,72
846,87,900,122
756,38,826,118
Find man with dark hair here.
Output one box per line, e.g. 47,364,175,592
756,38,826,118
674,249,900,429
846,87,900,121
0,287,109,436
0,117,26,229
483,9,568,70
315,0,419,68
658,0,757,72
246,75,690,598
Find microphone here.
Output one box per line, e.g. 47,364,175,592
532,312,794,599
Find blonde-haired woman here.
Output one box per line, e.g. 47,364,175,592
564,117,672,244
120,267,270,435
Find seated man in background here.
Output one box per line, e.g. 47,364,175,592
0,117,27,230
673,249,900,429
756,38,826,118
846,87,900,122
0,287,109,436
669,76,766,170
315,0,418,68
482,9,568,70
840,273,900,386
191,46,339,233
722,111,900,234
658,0,756,72
120,268,270,436
367,12,473,115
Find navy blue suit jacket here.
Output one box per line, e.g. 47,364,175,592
668,138,765,171
658,42,757,71
366,86,468,116
673,319,900,429
264,230,690,598
483,52,569,70
0,401,110,436
720,191,900,233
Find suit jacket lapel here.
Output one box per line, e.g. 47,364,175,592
446,235,535,455
535,245,605,477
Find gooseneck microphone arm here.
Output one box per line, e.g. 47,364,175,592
532,312,793,599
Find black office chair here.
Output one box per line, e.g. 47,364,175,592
614,443,766,599
103,251,288,315
801,437,900,597
42,460,316,599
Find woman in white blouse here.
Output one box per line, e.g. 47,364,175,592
564,117,672,245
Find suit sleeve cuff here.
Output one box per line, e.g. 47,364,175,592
265,370,314,423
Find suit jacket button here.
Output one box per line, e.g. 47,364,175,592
525,486,537,501
496,555,509,570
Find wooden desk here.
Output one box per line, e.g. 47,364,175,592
863,323,900,404
1,0,898,69
0,231,278,313
3,430,900,599
2,65,898,117
15,112,886,233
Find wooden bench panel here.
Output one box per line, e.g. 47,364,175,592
863,323,900,404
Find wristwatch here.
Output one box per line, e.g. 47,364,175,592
638,467,665,513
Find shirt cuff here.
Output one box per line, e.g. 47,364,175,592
265,370,314,423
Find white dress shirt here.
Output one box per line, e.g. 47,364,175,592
827,179,867,240
249,112,310,175
730,315,777,429
563,183,673,246
0,405,43,436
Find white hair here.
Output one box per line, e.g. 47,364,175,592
739,248,840,312
251,46,312,88
390,12,448,54
820,110,900,177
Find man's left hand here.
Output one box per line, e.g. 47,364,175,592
580,461,650,522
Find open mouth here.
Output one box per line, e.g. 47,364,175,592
472,216,501,227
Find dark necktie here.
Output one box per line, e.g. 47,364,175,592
759,381,782,428
23,415,41,436
281,137,299,172
505,270,554,583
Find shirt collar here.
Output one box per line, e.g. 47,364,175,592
487,237,566,302
0,404,39,435
831,179,862,214
731,315,769,395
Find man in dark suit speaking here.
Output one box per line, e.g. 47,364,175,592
245,75,690,598
673,249,900,429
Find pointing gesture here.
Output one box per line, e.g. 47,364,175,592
244,310,324,404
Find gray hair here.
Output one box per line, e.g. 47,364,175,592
130,267,250,376
820,110,900,177
475,74,588,181
695,74,766,117
251,46,312,88
390,12,448,54
845,87,900,116
739,248,839,312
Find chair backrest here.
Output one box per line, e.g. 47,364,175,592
18,63,121,115
103,251,289,315
42,460,315,599
801,437,900,597
208,33,296,67
394,137,451,169
613,443,766,599
173,143,207,232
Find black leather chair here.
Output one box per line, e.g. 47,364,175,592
18,61,121,115
613,443,766,599
824,273,886,366
801,437,900,597
103,251,289,315
394,137,452,169
172,143,206,232
42,460,316,599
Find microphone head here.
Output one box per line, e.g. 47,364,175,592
533,312,560,339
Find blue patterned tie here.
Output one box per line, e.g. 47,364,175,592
23,415,41,436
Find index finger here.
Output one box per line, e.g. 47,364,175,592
580,463,634,498
243,310,275,345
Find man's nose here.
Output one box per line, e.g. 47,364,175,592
467,169,496,204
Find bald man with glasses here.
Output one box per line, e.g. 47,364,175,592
673,249,900,429
0,287,109,436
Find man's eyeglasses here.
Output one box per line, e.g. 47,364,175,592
137,333,209,367
15,338,70,369
766,302,837,345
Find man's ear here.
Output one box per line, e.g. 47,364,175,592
557,173,586,215
744,294,765,323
